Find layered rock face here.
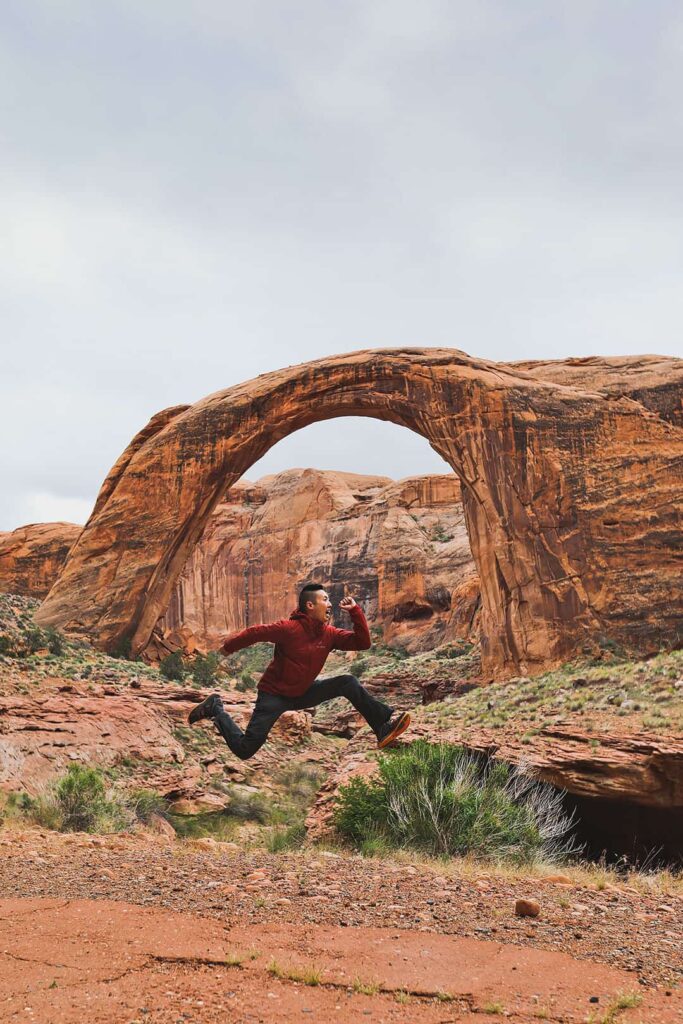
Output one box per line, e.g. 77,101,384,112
0,523,81,599
35,349,683,677
158,469,479,654
0,689,185,792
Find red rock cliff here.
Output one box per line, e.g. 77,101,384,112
157,469,479,653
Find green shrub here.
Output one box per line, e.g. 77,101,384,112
192,651,220,686
275,764,322,803
21,765,129,833
333,740,577,865
53,765,129,832
128,788,169,824
227,786,272,823
430,525,454,543
10,768,170,834
45,628,65,656
160,651,186,681
111,636,133,660
223,641,273,677
333,774,388,845
350,655,369,678
0,634,12,655
436,641,474,660
25,626,46,654
267,822,306,852
236,671,256,692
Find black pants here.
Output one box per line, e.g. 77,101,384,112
214,673,393,761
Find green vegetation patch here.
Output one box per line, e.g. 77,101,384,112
420,648,683,736
333,740,577,864
222,642,274,679
2,765,170,834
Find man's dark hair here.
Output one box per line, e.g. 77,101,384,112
298,583,325,613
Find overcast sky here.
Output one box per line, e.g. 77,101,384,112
2,1,682,530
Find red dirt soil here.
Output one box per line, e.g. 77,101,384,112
2,897,680,1023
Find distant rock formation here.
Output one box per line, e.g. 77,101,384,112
0,523,81,599
155,469,479,656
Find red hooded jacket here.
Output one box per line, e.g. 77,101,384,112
221,604,371,698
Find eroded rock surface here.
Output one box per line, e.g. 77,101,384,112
0,688,185,792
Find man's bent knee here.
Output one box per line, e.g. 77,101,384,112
338,673,361,692
233,738,266,761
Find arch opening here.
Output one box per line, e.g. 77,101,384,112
151,416,480,663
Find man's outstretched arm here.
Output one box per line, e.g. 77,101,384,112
221,620,290,655
330,598,371,651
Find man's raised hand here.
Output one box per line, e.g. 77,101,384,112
339,596,357,611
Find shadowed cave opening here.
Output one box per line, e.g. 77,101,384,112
559,790,683,868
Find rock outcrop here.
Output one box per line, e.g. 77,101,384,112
158,469,478,655
511,355,683,428
35,349,683,677
0,688,185,792
0,523,81,599
305,724,683,847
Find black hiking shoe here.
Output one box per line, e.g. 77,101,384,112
377,711,411,749
188,693,224,725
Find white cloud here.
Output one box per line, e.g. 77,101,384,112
19,492,92,527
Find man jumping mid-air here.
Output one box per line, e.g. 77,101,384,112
187,583,411,760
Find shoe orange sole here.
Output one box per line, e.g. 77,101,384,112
378,712,411,749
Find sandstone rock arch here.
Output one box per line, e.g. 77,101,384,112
36,348,683,676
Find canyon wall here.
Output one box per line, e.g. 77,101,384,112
157,469,479,654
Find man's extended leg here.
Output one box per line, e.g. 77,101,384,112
214,691,290,760
190,691,289,761
288,674,393,735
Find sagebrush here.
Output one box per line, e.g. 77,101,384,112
7,765,170,834
333,740,578,864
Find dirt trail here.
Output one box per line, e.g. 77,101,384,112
2,897,679,1023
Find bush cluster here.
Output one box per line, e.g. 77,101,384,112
5,765,170,835
192,651,220,686
0,624,65,659
235,671,257,692
333,740,577,864
160,651,186,681
222,641,273,678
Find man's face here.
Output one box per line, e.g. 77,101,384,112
307,589,332,623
